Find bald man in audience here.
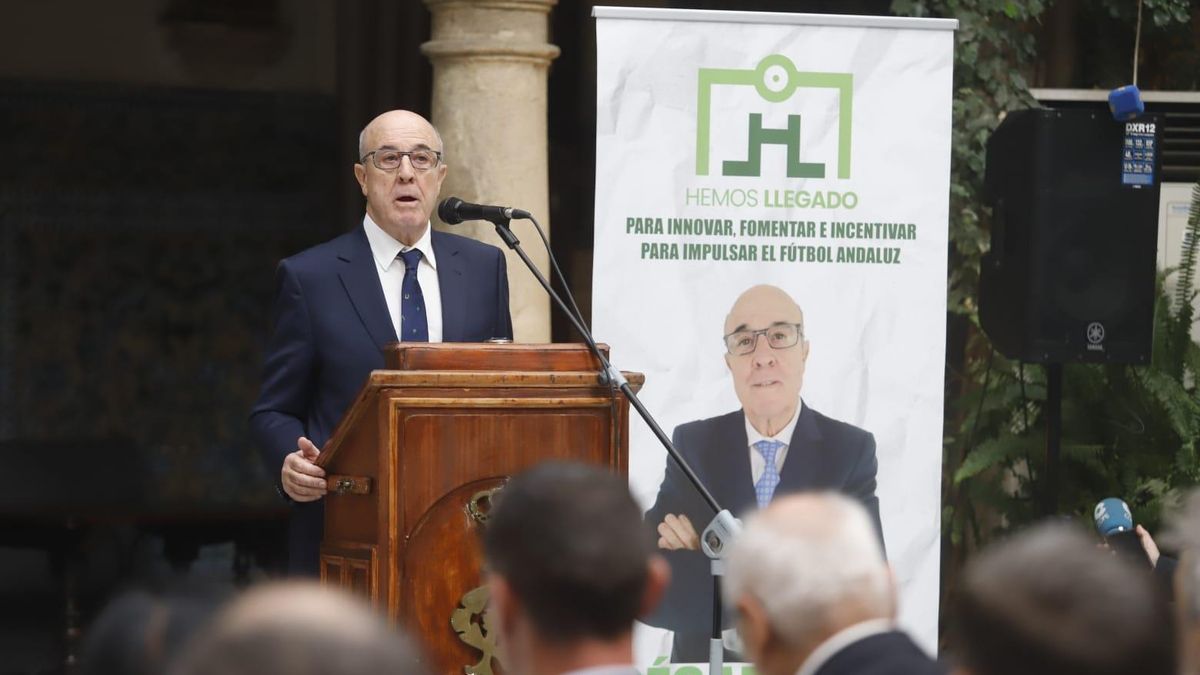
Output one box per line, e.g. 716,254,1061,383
644,284,882,661
171,582,426,675
955,522,1173,675
1158,489,1200,675
1173,533,1200,674
724,492,937,675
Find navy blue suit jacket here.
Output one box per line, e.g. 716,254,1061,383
815,631,942,675
643,404,882,661
249,226,512,574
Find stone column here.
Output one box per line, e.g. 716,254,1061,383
422,0,559,343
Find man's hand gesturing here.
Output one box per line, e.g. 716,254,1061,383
281,436,327,502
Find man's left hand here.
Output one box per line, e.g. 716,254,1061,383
1136,524,1161,567
657,513,700,551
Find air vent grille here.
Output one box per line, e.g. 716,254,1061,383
1031,89,1200,184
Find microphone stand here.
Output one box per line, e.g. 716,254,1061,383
486,213,739,672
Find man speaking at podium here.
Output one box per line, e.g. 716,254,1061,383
644,284,882,662
250,110,513,574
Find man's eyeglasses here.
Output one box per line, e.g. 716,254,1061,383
361,148,442,172
723,323,804,355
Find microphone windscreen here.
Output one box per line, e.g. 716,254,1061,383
1094,497,1134,537
437,197,464,225
1108,85,1145,121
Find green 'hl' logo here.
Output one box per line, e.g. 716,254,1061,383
696,54,853,179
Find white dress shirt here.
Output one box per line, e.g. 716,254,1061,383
745,399,803,484
795,619,894,675
363,215,443,342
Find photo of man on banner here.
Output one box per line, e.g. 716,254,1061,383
644,284,882,662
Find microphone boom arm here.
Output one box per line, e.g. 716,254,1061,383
482,208,739,674
486,216,725,519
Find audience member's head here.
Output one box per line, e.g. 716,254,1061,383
80,587,222,675
482,461,668,674
170,582,425,675
723,492,894,675
955,521,1174,675
1163,489,1200,675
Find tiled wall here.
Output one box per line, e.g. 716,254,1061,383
0,82,342,510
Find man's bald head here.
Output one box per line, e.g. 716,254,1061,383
358,110,444,161
215,583,383,636
722,285,811,436
172,582,426,675
956,523,1173,675
724,284,805,337
1163,489,1200,675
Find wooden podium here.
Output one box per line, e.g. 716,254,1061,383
314,343,642,674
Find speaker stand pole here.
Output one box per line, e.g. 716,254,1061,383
1044,363,1062,515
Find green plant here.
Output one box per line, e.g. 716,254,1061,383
892,0,1046,316
891,0,1200,644
953,254,1200,535
935,184,1200,660
1096,0,1195,26
890,0,1050,641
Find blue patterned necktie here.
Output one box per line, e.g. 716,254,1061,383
398,249,428,342
753,439,784,509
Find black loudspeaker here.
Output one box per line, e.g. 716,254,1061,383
979,109,1161,364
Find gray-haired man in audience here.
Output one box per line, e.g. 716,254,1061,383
724,492,938,675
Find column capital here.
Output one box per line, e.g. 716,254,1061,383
420,40,559,66
422,0,560,66
424,0,557,12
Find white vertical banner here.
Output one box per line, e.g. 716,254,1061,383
592,7,955,670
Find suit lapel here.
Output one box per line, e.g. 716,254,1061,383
336,227,397,349
432,230,466,341
777,402,824,493
718,411,758,516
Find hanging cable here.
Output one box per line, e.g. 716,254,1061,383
1133,0,1143,87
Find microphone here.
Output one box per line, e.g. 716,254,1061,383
1094,497,1151,568
437,197,530,225
1094,497,1133,537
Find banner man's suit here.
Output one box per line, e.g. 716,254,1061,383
644,405,881,661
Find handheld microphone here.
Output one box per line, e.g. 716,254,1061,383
1094,497,1151,568
1094,497,1133,537
437,197,530,225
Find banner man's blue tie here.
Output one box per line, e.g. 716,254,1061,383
398,249,428,342
753,439,784,509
